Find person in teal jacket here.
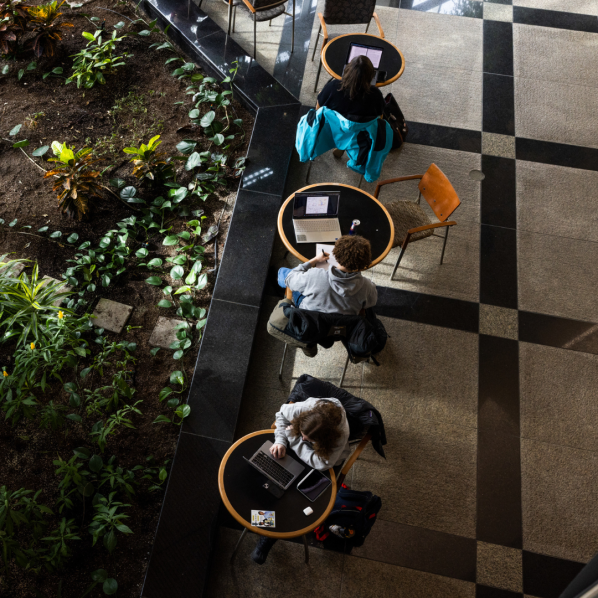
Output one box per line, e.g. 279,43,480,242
296,57,393,183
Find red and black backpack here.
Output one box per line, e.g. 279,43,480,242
314,485,382,548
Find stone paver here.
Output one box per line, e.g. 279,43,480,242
41,276,73,307
91,299,133,334
149,316,186,349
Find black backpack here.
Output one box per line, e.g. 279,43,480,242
383,92,408,150
345,309,388,362
314,485,382,548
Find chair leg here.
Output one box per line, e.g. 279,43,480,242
279,343,288,380
302,534,310,564
339,353,349,388
230,528,248,563
254,16,257,60
269,18,272,26
365,18,370,33
227,0,233,35
314,57,323,92
311,24,321,61
440,226,450,265
306,159,313,183
390,242,408,281
291,0,295,53
358,174,364,188
232,5,237,32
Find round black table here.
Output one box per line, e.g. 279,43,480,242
322,33,405,87
278,183,394,267
218,430,337,563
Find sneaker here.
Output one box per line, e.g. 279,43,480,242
301,345,318,358
251,536,277,565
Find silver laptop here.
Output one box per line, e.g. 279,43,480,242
244,440,305,490
292,191,342,243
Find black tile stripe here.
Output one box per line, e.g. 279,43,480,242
484,20,514,77
478,335,519,436
483,73,515,136
516,137,598,172
519,311,598,356
513,6,598,34
406,122,482,153
351,519,477,582
479,225,518,309
476,427,522,549
522,551,585,598
481,156,516,229
375,286,479,333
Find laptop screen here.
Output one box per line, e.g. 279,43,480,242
347,43,383,69
293,192,340,218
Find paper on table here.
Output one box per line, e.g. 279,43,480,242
315,244,338,270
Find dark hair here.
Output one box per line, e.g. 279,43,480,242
334,235,372,271
289,400,343,459
340,55,375,100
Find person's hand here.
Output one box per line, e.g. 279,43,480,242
313,251,329,265
270,443,286,459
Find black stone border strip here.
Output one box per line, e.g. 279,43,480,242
516,137,598,172
513,6,598,34
138,0,300,595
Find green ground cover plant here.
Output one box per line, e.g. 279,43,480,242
0,0,252,591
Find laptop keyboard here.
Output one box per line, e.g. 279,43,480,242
294,220,339,232
253,451,294,487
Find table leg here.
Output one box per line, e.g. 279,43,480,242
302,534,309,564
230,528,248,563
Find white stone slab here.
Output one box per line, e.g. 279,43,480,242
91,299,133,334
41,276,73,307
149,316,186,349
0,261,25,277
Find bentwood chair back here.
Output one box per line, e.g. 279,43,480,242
312,0,384,91
373,163,461,281
229,0,295,60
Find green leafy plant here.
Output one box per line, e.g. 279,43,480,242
40,517,80,570
25,0,73,58
88,492,132,553
66,28,131,89
81,569,118,597
0,258,72,345
98,456,136,498
45,142,103,220
91,401,143,453
124,134,175,182
136,456,170,492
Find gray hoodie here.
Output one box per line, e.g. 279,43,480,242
274,398,351,470
284,262,377,315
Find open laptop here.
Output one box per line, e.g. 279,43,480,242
244,440,305,491
292,191,342,243
343,42,386,84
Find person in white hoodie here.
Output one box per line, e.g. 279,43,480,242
251,397,350,565
277,235,378,314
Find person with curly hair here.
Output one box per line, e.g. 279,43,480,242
277,234,378,315
251,397,350,564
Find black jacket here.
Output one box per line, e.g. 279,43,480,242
282,304,387,358
288,374,387,459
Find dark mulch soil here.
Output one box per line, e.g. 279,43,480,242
0,1,253,596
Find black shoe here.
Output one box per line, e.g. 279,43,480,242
301,345,318,358
251,536,276,565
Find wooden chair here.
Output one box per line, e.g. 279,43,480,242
229,0,295,59
312,0,384,92
373,163,461,281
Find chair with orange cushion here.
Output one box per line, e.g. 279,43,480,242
373,163,461,281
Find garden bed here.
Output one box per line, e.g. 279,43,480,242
0,0,253,595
